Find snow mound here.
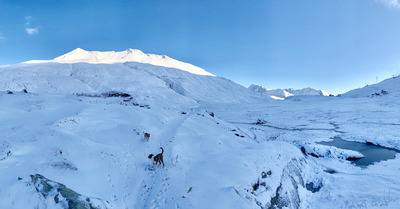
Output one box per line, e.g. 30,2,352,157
26,48,214,76
249,84,329,100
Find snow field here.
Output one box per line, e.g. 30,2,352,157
1,49,400,208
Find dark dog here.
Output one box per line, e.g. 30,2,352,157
144,133,150,141
148,147,164,169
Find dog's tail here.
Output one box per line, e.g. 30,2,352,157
160,147,164,155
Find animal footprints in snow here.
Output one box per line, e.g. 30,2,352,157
175,203,181,209
140,183,152,197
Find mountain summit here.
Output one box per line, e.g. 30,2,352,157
27,48,214,76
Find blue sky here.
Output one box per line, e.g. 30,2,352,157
1,0,400,94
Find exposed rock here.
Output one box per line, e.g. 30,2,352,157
30,174,109,209
49,161,78,171
267,158,305,209
306,182,322,193
101,91,131,98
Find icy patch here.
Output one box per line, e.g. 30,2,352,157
319,137,400,167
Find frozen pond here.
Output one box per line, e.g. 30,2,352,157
319,137,400,167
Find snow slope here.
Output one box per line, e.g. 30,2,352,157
1,50,400,209
249,84,329,100
25,48,214,76
0,62,260,104
343,75,400,97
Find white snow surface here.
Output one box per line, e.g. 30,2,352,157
1,56,400,209
25,48,214,76
249,84,329,100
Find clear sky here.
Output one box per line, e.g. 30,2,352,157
1,0,400,94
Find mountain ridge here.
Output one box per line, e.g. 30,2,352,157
25,48,214,76
248,84,329,100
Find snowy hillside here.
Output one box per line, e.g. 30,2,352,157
0,62,259,104
1,50,400,209
249,84,329,100
25,48,214,76
343,75,400,97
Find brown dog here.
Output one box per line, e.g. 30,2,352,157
148,147,164,169
144,133,150,141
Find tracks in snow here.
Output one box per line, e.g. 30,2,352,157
136,107,198,208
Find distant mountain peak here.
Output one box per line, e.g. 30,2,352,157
125,48,145,55
73,47,85,52
249,84,329,99
54,48,89,61
28,48,214,76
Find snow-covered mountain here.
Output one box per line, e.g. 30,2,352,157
248,84,329,100
25,48,214,76
2,49,400,209
343,75,400,97
286,87,329,97
2,49,260,104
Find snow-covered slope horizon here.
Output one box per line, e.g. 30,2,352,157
343,75,400,97
249,84,329,100
24,48,214,76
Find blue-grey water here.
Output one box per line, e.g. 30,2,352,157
319,137,399,167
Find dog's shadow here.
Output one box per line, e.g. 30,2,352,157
144,164,160,172
144,166,155,172
144,164,166,172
